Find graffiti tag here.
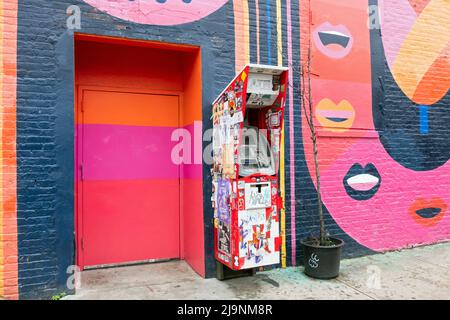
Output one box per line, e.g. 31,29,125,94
308,253,320,269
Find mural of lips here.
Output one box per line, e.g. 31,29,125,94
315,98,355,131
409,197,447,227
301,0,450,252
83,0,229,25
343,163,381,201
313,22,353,59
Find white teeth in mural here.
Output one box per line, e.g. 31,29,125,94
346,174,380,191
320,30,349,38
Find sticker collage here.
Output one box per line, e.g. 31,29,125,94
212,65,288,271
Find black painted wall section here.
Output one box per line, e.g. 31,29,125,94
17,1,76,298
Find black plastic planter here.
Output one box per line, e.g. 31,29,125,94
301,237,344,279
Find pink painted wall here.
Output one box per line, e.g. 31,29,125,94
300,0,450,253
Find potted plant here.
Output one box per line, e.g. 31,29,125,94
299,47,344,279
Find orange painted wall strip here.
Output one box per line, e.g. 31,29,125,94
233,0,250,73
0,0,18,300
80,90,181,127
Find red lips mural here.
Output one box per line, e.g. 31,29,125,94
83,0,229,25
409,198,447,227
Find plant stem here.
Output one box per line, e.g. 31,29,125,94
306,41,325,245
311,134,325,245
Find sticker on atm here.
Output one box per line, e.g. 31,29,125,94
218,252,230,264
239,209,267,226
218,221,231,255
245,182,272,209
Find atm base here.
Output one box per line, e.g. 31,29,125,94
216,261,257,281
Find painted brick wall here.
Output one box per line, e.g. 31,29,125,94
0,0,448,299
294,0,450,264
0,0,18,300
14,0,239,299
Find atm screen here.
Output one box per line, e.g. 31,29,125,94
238,126,276,177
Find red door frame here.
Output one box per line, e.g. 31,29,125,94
75,85,185,270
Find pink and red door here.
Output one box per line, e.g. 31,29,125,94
77,89,181,268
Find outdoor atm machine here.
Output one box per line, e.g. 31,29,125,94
211,64,288,277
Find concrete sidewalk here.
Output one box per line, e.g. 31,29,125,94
66,242,450,300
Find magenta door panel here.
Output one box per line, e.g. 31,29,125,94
81,124,179,180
